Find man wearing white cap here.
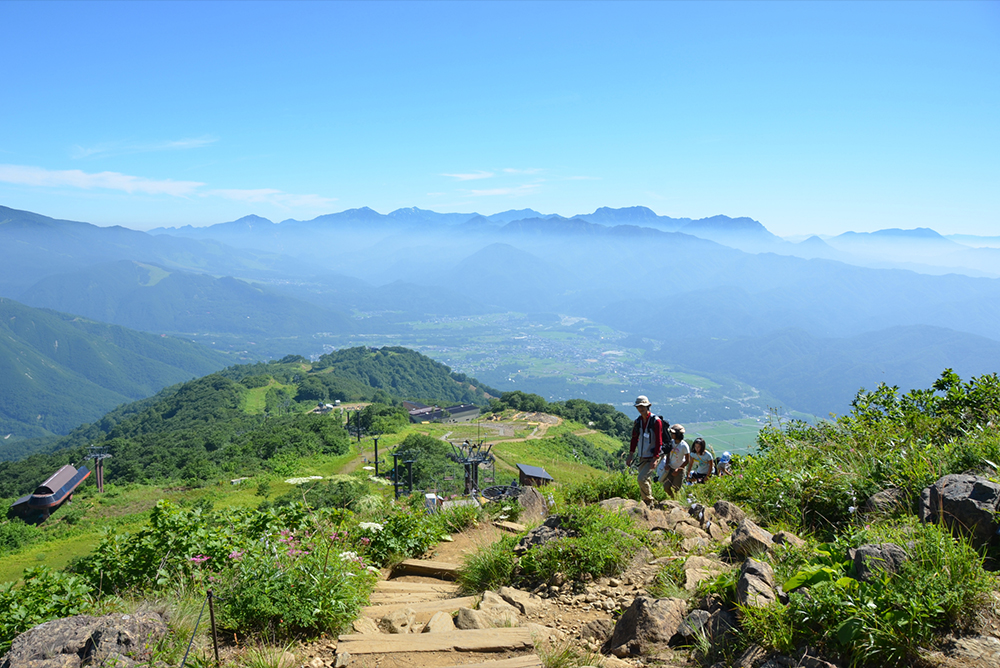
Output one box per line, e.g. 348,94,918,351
626,395,664,505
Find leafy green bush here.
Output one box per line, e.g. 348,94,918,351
0,567,93,652
734,520,997,667
0,518,42,556
458,534,519,593
71,500,314,593
215,524,377,639
517,505,647,586
435,504,482,533
266,475,371,512
561,471,647,505
359,507,443,566
715,371,1000,539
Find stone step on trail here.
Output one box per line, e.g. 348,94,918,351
336,627,534,655
437,656,543,668
493,521,526,533
369,579,461,605
361,595,479,624
391,558,462,580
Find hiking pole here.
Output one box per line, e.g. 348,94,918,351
208,589,220,666
179,593,208,668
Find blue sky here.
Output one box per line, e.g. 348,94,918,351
1,1,997,236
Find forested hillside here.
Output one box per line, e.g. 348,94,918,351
311,346,496,406
0,347,498,497
0,298,231,448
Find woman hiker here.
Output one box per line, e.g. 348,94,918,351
662,424,691,498
687,437,715,483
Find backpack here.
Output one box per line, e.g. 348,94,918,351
633,414,669,457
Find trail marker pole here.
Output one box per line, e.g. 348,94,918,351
207,589,220,665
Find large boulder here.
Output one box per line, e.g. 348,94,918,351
863,487,909,515
1,612,168,668
712,500,747,528
605,596,686,657
517,485,548,522
853,543,909,582
736,558,779,608
498,586,544,615
683,555,730,592
479,590,521,626
920,474,1000,547
581,618,615,643
728,519,775,559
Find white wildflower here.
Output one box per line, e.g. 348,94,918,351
359,522,384,532
366,566,380,574
284,475,324,485
368,476,391,486
498,515,509,521
848,506,857,514
339,551,360,561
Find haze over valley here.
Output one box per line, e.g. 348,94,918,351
3,201,999,453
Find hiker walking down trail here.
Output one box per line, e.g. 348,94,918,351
626,395,665,506
662,424,690,498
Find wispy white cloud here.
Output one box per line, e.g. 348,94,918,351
0,163,335,210
502,168,543,175
71,136,218,159
467,184,541,197
207,188,337,209
441,171,494,181
0,164,203,196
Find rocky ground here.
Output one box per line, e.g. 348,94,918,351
6,480,1000,668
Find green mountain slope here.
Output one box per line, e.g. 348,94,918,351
312,346,496,405
0,347,499,497
18,260,356,341
0,298,231,447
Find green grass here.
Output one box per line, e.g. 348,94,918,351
669,372,721,390
685,418,763,455
0,444,368,584
491,439,608,485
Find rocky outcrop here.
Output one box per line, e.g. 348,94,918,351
863,487,909,515
711,500,747,528
605,596,686,657
514,515,578,555
853,543,909,582
1,612,168,668
517,485,549,522
736,558,780,608
920,474,1000,547
728,519,775,559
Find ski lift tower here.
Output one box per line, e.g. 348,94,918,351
449,439,495,498
85,446,112,493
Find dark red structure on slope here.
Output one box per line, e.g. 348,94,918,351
7,464,90,523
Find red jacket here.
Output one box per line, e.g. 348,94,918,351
629,415,663,459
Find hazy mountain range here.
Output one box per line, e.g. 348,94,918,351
2,202,999,440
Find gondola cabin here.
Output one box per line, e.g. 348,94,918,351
7,464,90,524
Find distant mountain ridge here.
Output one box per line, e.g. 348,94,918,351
0,298,231,448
